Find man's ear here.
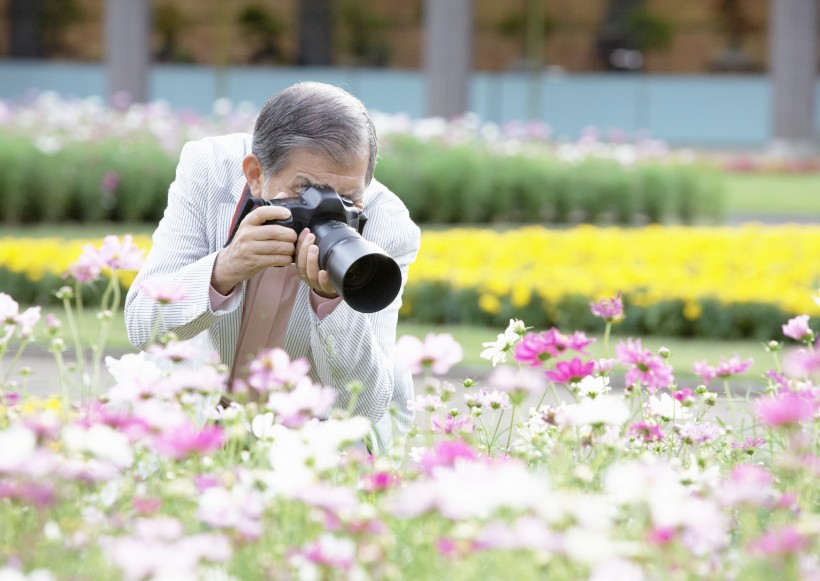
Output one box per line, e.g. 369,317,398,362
242,154,264,197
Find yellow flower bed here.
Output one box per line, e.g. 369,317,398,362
411,224,820,317
0,235,153,289
2,224,820,317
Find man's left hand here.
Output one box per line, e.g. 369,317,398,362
295,228,339,299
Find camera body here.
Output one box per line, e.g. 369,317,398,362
226,185,366,245
226,186,401,313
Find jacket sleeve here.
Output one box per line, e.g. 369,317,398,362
124,139,244,351
288,185,420,432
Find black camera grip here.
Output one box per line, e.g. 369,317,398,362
224,196,266,247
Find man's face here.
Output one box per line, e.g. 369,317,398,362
245,148,368,209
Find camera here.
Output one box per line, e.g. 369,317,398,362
226,185,402,313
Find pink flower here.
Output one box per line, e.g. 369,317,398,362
98,234,145,271
486,365,545,400
628,421,664,442
783,344,820,377
755,390,817,427
748,526,808,557
67,243,105,283
247,348,312,393
720,463,775,507
133,497,162,516
615,338,675,392
693,354,753,383
141,280,188,304
590,292,624,322
545,357,595,384
154,423,225,460
431,414,474,434
15,306,40,339
395,333,464,375
362,471,399,492
514,328,593,366
266,382,337,428
0,292,19,327
782,314,814,342
731,435,766,451
418,440,477,475
672,387,696,404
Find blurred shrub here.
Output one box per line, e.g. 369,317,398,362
0,131,724,226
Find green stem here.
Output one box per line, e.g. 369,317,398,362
505,404,517,453
603,321,612,357
1,339,28,384
489,409,505,453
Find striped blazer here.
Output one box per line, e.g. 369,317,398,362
124,133,421,453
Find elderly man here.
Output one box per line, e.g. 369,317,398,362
124,82,420,453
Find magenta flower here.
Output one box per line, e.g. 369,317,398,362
362,471,400,492
544,357,595,384
782,314,814,342
731,435,766,451
154,423,225,460
590,292,624,323
615,338,675,392
672,387,696,404
628,421,664,442
141,280,188,304
755,390,817,428
514,328,593,366
395,333,464,375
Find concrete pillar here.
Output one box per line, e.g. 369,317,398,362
424,0,472,118
105,0,151,103
769,0,818,154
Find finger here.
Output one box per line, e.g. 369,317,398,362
316,270,336,296
305,244,323,286
244,204,291,226
296,231,313,277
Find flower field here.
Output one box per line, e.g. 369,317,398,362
3,223,820,339
0,235,818,580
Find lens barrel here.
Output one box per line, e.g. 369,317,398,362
312,221,402,313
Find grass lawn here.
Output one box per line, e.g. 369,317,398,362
723,172,820,217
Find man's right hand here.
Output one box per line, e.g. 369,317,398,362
211,205,297,295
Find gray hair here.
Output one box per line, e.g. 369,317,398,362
252,82,378,184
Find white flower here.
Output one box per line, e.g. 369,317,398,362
576,375,611,399
0,425,37,471
250,412,275,440
62,424,134,468
104,352,164,401
479,319,525,366
568,395,630,427
645,393,690,422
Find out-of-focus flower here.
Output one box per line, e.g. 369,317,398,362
755,390,817,427
486,365,545,401
266,381,336,428
0,292,20,327
748,526,809,557
292,534,356,573
590,292,625,323
62,423,134,468
628,421,664,443
693,354,753,383
783,343,820,378
431,413,473,434
395,333,464,375
480,319,526,366
719,464,776,508
15,306,41,339
247,348,312,393
568,395,630,427
153,423,225,460
645,393,690,422
140,280,188,304
545,357,595,385
416,440,478,475
197,485,264,540
98,234,145,272
66,243,105,283
616,338,674,393
782,314,814,342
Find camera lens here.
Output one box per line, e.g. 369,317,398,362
313,221,402,313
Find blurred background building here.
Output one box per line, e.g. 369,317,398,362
0,0,817,151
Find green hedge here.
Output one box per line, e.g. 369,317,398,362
402,283,788,342
0,132,725,226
